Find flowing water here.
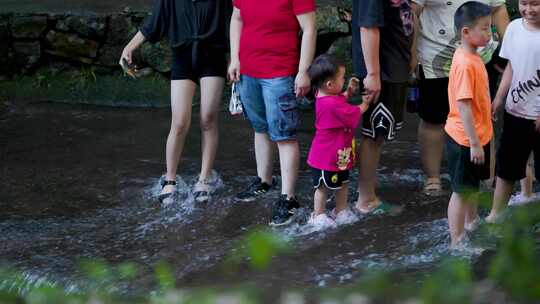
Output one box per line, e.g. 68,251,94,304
0,101,496,295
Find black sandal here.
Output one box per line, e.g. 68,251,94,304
158,180,177,203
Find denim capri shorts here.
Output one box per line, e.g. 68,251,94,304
237,74,300,142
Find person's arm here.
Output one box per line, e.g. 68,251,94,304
228,7,243,82
336,102,363,129
120,0,166,66
358,99,371,113
458,100,485,164
296,12,317,97
410,2,423,73
120,31,146,66
361,27,381,103
492,62,513,119
492,4,510,40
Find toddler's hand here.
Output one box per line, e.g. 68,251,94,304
346,77,360,98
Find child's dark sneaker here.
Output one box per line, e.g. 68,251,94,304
269,195,300,226
235,177,275,202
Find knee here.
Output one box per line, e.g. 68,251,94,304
170,120,190,137
200,112,218,131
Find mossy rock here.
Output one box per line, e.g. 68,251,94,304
141,41,172,73
0,18,16,77
10,14,47,39
45,30,99,61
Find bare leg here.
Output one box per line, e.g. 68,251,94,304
277,139,300,198
486,177,515,223
254,132,276,184
464,194,478,230
489,139,496,185
198,77,225,182
334,183,349,214
448,192,467,247
314,187,328,216
418,119,445,186
520,162,534,198
355,135,384,212
162,80,196,195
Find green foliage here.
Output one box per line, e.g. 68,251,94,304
117,263,138,281
421,259,473,304
230,229,290,270
489,205,540,300
72,66,97,90
80,259,112,282
33,70,51,89
155,262,175,291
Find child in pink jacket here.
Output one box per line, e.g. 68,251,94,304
307,54,371,228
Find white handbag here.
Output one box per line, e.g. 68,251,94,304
228,82,243,116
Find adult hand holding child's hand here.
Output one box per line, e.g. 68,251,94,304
363,73,381,104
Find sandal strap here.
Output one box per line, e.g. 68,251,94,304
194,180,211,192
161,180,177,187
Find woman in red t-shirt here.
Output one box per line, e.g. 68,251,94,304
228,0,316,226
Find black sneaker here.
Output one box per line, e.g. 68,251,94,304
235,177,275,202
270,195,300,226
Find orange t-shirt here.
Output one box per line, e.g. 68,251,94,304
445,48,493,147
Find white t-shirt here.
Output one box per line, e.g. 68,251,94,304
413,0,505,79
500,18,540,120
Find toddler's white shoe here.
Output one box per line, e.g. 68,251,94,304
331,208,358,226
308,213,337,230
508,193,538,206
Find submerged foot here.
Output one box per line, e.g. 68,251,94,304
331,208,358,225
423,177,443,197
158,180,177,203
308,212,337,230
193,180,212,203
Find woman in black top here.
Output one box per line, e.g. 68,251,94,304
120,0,232,203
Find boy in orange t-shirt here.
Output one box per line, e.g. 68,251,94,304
445,1,494,248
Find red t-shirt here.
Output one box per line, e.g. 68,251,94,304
233,0,316,78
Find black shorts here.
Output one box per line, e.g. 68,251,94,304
418,66,450,125
171,45,227,82
361,81,408,141
446,136,491,193
311,168,350,190
496,111,540,181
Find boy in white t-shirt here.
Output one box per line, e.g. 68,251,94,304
486,0,540,223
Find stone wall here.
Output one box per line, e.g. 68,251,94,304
0,2,353,80
0,3,354,106
0,10,157,79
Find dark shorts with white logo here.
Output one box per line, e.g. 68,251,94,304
311,168,350,190
360,81,408,141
